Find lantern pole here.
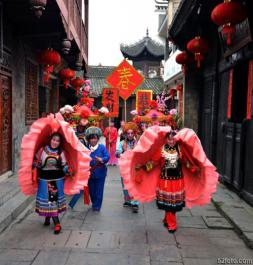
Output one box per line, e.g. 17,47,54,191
108,117,111,154
124,100,127,122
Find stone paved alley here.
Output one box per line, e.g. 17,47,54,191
0,167,252,265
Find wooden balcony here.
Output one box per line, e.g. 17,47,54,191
56,0,88,64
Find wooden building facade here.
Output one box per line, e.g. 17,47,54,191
0,0,89,176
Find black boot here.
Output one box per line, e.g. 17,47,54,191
52,216,61,234
44,217,50,226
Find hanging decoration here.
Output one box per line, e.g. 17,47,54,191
175,51,193,75
102,88,119,117
29,0,47,18
246,60,253,120
106,59,144,101
227,69,234,119
136,90,153,115
39,49,61,82
71,77,86,95
187,37,209,68
211,0,247,46
59,68,75,88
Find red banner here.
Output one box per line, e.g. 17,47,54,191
136,90,153,114
227,69,234,119
102,88,119,117
247,60,253,120
106,59,144,100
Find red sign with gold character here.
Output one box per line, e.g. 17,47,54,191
102,88,119,117
106,59,144,100
136,90,153,114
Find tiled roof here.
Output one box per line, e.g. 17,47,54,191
120,36,164,59
87,66,164,97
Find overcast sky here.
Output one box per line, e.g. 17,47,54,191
88,0,162,66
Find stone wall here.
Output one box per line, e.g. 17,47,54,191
183,71,201,133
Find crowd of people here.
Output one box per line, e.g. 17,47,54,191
18,105,219,235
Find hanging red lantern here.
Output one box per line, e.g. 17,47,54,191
187,37,209,68
175,51,193,75
39,49,61,82
71,77,86,94
211,0,247,46
59,68,75,88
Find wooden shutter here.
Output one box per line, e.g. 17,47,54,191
25,60,38,124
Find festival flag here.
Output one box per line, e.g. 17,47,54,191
106,59,144,100
102,88,119,117
136,90,153,114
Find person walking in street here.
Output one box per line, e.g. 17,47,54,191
119,126,219,232
32,133,71,234
116,122,140,213
19,115,91,235
104,120,118,166
69,127,110,211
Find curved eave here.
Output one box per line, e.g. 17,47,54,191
121,48,164,61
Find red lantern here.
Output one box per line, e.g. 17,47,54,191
211,0,247,46
187,37,209,68
71,77,86,94
175,51,193,75
59,68,75,88
40,49,61,82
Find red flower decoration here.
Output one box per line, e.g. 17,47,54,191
167,115,173,122
80,110,90,119
149,100,158,109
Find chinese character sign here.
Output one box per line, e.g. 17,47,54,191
136,90,153,114
106,60,144,100
102,88,119,117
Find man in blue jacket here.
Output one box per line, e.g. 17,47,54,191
69,127,110,211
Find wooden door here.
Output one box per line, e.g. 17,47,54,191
0,74,12,174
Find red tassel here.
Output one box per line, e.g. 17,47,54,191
246,61,253,120
84,186,90,205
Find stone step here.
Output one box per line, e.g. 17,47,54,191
0,177,20,207
0,191,34,233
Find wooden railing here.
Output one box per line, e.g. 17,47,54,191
56,0,88,63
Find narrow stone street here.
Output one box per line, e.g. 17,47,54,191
0,167,252,265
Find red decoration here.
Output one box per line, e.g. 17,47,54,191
80,97,94,108
59,68,75,88
211,0,247,46
80,109,90,119
102,88,119,117
175,52,193,75
227,69,234,119
39,49,61,82
187,37,209,68
176,84,183,92
71,77,85,94
148,100,158,109
136,90,153,114
169,88,177,99
247,60,253,120
106,59,144,100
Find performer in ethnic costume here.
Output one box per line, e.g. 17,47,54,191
69,127,110,211
34,133,69,234
104,121,118,166
119,126,219,232
151,131,185,232
18,115,91,234
116,122,140,213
